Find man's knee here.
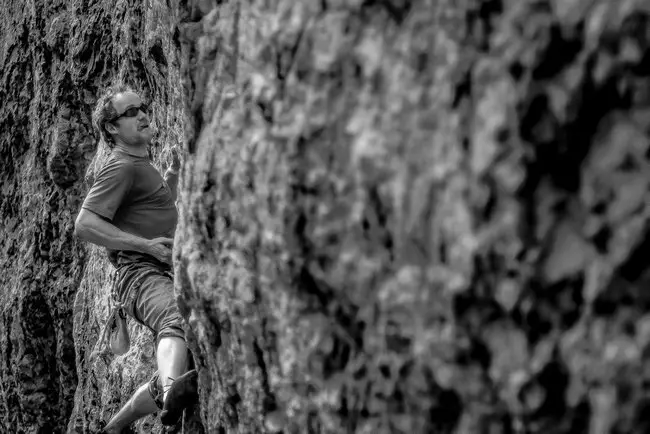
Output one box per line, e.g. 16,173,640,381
157,335,186,349
156,336,191,373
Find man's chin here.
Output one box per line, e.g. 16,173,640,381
140,128,154,142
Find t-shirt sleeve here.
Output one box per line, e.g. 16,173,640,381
82,158,135,220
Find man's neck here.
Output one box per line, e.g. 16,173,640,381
113,142,148,158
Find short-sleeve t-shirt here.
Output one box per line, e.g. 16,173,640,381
82,149,177,267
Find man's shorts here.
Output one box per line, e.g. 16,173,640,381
115,261,185,344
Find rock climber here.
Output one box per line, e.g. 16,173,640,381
74,86,198,432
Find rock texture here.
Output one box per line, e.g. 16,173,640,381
2,0,650,433
175,0,650,433
0,1,192,433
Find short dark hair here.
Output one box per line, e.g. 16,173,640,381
92,84,135,148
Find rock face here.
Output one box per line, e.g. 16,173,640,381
2,0,650,433
176,0,650,433
0,1,190,433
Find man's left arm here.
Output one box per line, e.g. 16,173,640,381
164,147,181,201
165,169,179,201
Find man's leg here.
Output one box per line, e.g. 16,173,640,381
157,336,189,402
103,271,193,431
103,336,189,433
103,383,158,433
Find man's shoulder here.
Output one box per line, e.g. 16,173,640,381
106,150,137,164
100,151,137,173
90,152,137,188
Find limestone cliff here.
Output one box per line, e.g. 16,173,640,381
2,0,650,433
0,1,191,432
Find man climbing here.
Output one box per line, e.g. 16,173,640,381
74,86,198,432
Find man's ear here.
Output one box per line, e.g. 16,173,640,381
105,122,118,134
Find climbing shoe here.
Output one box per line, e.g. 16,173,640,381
160,369,199,426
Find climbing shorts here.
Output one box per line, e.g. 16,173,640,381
115,260,186,344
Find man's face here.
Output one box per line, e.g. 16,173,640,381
106,91,153,146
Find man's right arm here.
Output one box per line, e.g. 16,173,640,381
74,209,173,264
74,208,149,252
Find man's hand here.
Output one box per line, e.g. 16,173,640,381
170,147,182,173
145,237,174,265
165,147,183,201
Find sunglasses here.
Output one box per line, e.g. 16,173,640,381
110,103,149,122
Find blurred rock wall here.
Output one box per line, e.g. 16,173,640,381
176,0,650,433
